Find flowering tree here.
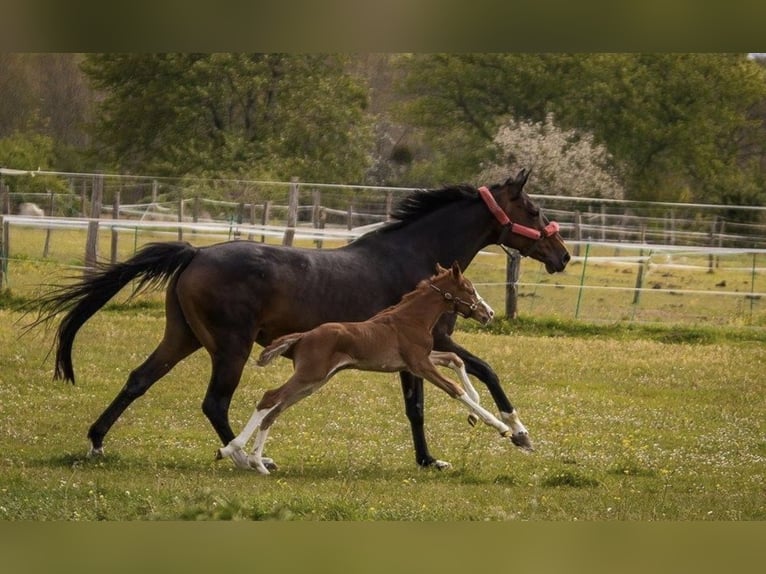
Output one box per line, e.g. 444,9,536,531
479,114,625,199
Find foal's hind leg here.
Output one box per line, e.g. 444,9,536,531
87,297,201,456
218,373,326,473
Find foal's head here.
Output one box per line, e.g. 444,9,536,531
430,262,494,325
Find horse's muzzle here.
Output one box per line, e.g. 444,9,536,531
545,251,571,274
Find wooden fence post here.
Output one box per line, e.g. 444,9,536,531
177,190,185,241
346,201,354,244
505,250,522,319
80,179,87,216
573,210,582,257
111,187,120,264
312,189,324,249
84,175,103,274
43,190,55,258
261,200,271,243
235,202,244,239
247,201,256,241
282,178,299,246
0,179,9,288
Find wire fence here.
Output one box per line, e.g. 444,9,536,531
1,168,765,328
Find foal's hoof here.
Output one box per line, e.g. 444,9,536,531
467,414,479,427
510,432,535,452
249,456,278,472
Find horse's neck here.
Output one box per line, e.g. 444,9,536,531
378,202,495,270
383,289,450,331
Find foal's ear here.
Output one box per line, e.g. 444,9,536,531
450,261,462,277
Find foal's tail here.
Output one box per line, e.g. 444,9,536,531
29,241,199,383
257,333,304,366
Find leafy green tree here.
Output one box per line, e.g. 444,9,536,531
0,132,70,195
396,54,766,205
82,53,374,182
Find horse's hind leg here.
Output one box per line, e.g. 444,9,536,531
87,315,201,456
400,372,451,470
201,349,253,469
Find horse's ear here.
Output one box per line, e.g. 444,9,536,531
435,262,448,274
505,168,531,198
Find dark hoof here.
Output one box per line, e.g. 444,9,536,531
215,449,224,460
263,459,278,471
511,433,535,452
467,413,478,427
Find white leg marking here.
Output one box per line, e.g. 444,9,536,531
501,409,529,436
456,393,510,435
453,363,480,404
217,405,277,470
249,426,272,475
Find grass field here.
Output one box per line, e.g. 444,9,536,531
1,224,764,521
1,307,763,521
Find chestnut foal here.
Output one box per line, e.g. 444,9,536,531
217,262,526,473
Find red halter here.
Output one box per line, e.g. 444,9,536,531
478,186,559,240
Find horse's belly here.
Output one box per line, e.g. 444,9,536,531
353,351,406,373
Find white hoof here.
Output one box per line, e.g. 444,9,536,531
228,448,254,470
251,460,271,475
248,455,278,471
87,445,104,458
432,459,452,470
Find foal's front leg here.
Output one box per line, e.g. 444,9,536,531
416,363,512,438
429,351,481,404
216,404,276,470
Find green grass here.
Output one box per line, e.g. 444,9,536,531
1,309,764,521
2,225,765,327
1,223,764,521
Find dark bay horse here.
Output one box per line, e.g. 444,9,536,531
217,262,504,472
34,169,570,468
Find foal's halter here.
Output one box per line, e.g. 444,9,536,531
428,282,484,318
478,186,560,256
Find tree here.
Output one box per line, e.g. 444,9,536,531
479,114,625,199
396,54,766,205
82,53,374,182
0,53,93,172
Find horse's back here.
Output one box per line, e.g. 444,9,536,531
173,240,415,345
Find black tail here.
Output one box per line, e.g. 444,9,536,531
30,241,198,383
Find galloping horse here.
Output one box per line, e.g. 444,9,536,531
34,169,570,468
217,262,511,472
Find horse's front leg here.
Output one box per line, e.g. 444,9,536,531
433,334,534,451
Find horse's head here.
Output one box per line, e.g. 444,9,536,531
482,169,570,273
432,262,494,325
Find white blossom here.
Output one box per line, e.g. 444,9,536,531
479,114,625,199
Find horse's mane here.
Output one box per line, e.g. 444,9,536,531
391,185,478,225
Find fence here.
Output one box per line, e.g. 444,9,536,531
1,169,765,327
